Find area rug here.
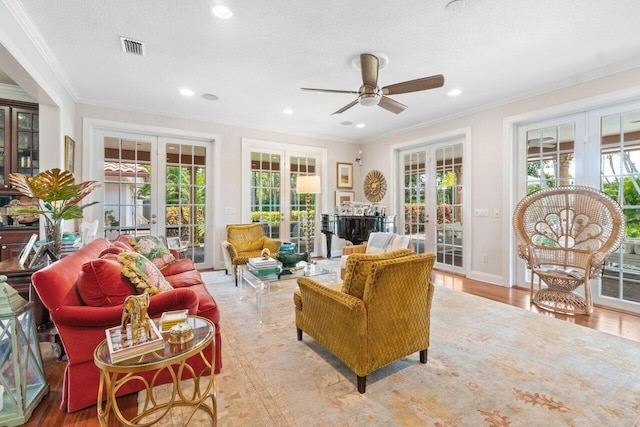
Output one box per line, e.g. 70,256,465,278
139,267,640,426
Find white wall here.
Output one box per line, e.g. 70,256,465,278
363,68,640,285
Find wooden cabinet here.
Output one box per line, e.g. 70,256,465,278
0,227,38,262
0,99,39,192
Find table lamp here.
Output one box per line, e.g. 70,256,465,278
296,175,321,265
0,275,49,426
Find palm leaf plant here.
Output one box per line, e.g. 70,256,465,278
9,168,100,257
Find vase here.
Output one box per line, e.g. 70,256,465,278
45,219,63,259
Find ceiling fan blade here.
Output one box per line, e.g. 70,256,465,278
360,53,379,88
331,99,359,115
301,87,359,95
378,96,407,114
382,74,445,95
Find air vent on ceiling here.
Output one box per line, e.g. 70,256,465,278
120,37,146,56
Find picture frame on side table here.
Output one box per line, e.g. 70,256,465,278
65,135,75,172
167,237,181,250
336,162,353,189
18,233,38,267
28,241,57,268
335,190,355,208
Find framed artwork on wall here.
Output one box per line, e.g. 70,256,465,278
65,135,75,172
335,190,355,208
336,162,353,189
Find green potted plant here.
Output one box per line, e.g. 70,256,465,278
9,168,100,258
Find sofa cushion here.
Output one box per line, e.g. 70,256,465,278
365,232,396,254
98,241,130,257
229,236,265,253
161,258,197,276
117,251,173,295
77,257,136,307
342,249,415,300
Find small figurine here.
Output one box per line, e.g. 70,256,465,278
261,248,271,260
121,293,152,345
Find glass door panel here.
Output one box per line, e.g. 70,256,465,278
600,109,640,307
164,143,207,263
0,107,7,187
525,123,575,194
13,109,39,177
250,151,282,240
403,150,428,254
435,144,463,268
290,156,317,255
103,136,154,239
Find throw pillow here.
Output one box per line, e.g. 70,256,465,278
77,257,136,307
342,248,415,300
134,235,176,269
117,251,173,295
365,232,396,254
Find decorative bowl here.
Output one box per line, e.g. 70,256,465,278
276,251,308,267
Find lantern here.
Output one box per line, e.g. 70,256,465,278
0,275,48,426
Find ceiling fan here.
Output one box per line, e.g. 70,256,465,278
301,53,444,115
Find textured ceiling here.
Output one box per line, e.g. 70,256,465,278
10,0,640,142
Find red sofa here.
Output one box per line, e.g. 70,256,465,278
31,238,222,412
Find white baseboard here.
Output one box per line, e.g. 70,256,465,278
467,271,507,287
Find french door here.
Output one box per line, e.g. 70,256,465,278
94,129,213,267
243,140,323,257
516,104,640,313
399,138,465,272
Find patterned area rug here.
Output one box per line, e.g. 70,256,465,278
139,265,640,426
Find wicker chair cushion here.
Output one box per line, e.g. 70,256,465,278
227,224,266,253
342,249,414,300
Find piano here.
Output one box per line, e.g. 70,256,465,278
321,214,396,258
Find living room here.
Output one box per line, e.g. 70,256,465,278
1,0,640,425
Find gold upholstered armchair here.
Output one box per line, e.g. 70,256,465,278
221,223,282,285
294,250,435,393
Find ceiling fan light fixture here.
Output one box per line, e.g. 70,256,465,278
359,93,381,107
351,53,388,71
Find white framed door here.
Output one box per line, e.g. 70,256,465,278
242,139,326,258
589,101,640,313
397,137,465,273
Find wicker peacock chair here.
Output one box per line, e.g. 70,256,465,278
513,186,625,315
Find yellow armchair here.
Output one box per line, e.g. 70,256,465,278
294,250,435,393
221,223,282,285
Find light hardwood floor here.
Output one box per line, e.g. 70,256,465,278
23,269,640,426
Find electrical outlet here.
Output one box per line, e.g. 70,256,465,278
482,254,489,263
474,208,489,217
494,209,500,218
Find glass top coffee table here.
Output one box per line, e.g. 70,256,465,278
238,263,332,323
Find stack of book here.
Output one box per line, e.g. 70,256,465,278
105,321,165,363
248,256,280,280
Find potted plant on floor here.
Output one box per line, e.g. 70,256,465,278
9,168,100,258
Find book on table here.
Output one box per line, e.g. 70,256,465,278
248,257,278,269
160,309,188,332
105,320,165,363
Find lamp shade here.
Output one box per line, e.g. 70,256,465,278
296,175,321,194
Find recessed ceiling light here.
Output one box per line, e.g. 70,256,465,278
180,88,194,97
212,5,233,19
202,93,219,101
356,123,365,128
447,89,462,97
282,108,294,115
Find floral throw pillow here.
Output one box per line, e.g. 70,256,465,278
133,236,176,269
117,251,173,295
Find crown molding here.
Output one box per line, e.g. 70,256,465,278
0,82,35,102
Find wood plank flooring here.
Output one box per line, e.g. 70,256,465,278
23,269,640,426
